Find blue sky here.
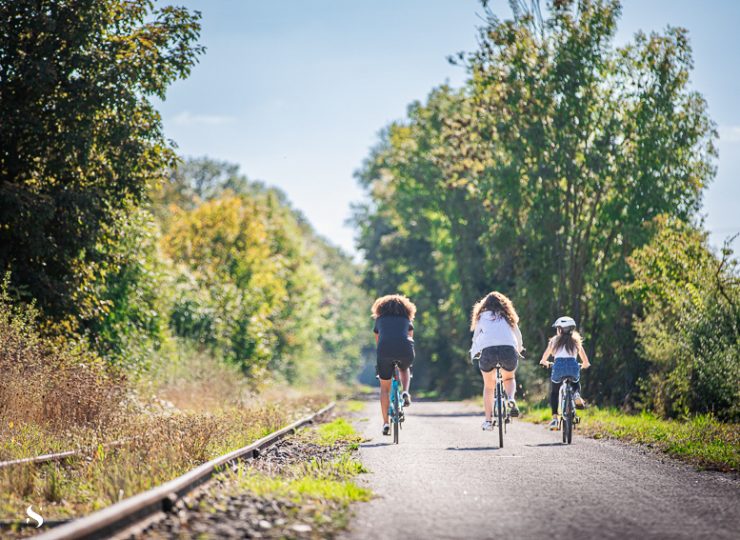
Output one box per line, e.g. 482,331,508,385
156,0,740,255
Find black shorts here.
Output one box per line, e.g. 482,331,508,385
376,353,414,380
478,345,519,373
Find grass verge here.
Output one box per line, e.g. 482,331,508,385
213,413,371,535
233,455,370,504
313,418,364,447
521,403,740,472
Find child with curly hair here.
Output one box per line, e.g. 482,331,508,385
372,294,416,436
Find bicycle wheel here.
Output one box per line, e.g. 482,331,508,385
563,387,573,444
496,384,504,448
392,390,400,444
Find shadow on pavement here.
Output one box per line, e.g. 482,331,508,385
445,446,501,451
525,442,567,447
361,442,395,448
410,412,481,418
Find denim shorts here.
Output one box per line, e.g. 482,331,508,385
551,357,580,383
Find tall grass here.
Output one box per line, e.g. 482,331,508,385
0,283,333,521
522,403,740,472
0,393,329,520
0,281,124,451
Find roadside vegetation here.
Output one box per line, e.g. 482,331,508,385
138,415,370,538
354,1,738,424
522,404,739,472
0,0,371,524
225,418,370,533
0,389,330,521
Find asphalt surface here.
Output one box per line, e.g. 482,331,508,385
342,401,740,540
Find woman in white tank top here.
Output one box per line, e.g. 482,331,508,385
469,291,524,429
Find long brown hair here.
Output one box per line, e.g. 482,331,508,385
371,294,417,320
552,327,583,356
470,291,519,331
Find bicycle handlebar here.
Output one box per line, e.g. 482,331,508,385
540,361,589,369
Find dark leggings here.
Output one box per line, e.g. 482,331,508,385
550,380,581,415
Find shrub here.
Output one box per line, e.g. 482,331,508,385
618,217,740,421
0,277,123,432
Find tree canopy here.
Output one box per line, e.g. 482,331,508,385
354,0,724,406
0,0,203,320
157,157,372,381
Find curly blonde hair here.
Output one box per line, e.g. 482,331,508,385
470,291,519,331
371,294,417,321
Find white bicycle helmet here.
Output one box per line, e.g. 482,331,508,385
552,316,577,328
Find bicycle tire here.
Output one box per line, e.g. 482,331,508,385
392,391,400,444
561,392,566,443
564,387,573,444
496,383,504,448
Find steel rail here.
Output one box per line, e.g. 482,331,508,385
33,401,335,540
0,439,133,470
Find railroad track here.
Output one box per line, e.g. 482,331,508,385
18,402,335,540
0,439,134,470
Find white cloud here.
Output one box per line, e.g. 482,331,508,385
172,111,236,126
718,125,740,143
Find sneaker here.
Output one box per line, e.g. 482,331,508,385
481,419,494,431
402,391,411,407
574,392,586,409
508,399,520,417
548,418,559,431
382,423,390,436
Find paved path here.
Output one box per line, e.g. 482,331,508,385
343,401,739,540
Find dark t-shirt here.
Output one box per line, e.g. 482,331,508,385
373,315,414,359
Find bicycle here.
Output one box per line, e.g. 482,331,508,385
388,361,405,444
492,361,512,448
542,362,581,445
559,375,580,444
474,353,511,448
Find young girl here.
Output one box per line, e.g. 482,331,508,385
372,294,416,436
470,291,524,430
539,316,591,430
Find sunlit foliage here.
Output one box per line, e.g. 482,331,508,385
354,0,720,404
0,0,203,321
617,217,739,420
159,158,371,381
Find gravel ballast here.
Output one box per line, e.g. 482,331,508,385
143,421,363,539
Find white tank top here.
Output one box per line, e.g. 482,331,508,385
470,311,523,358
552,339,578,358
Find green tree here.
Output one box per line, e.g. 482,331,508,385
0,0,203,320
82,208,173,374
159,157,371,381
354,0,717,402
617,217,739,420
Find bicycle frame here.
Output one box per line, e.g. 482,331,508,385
387,363,405,444
558,376,579,444
492,363,511,448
